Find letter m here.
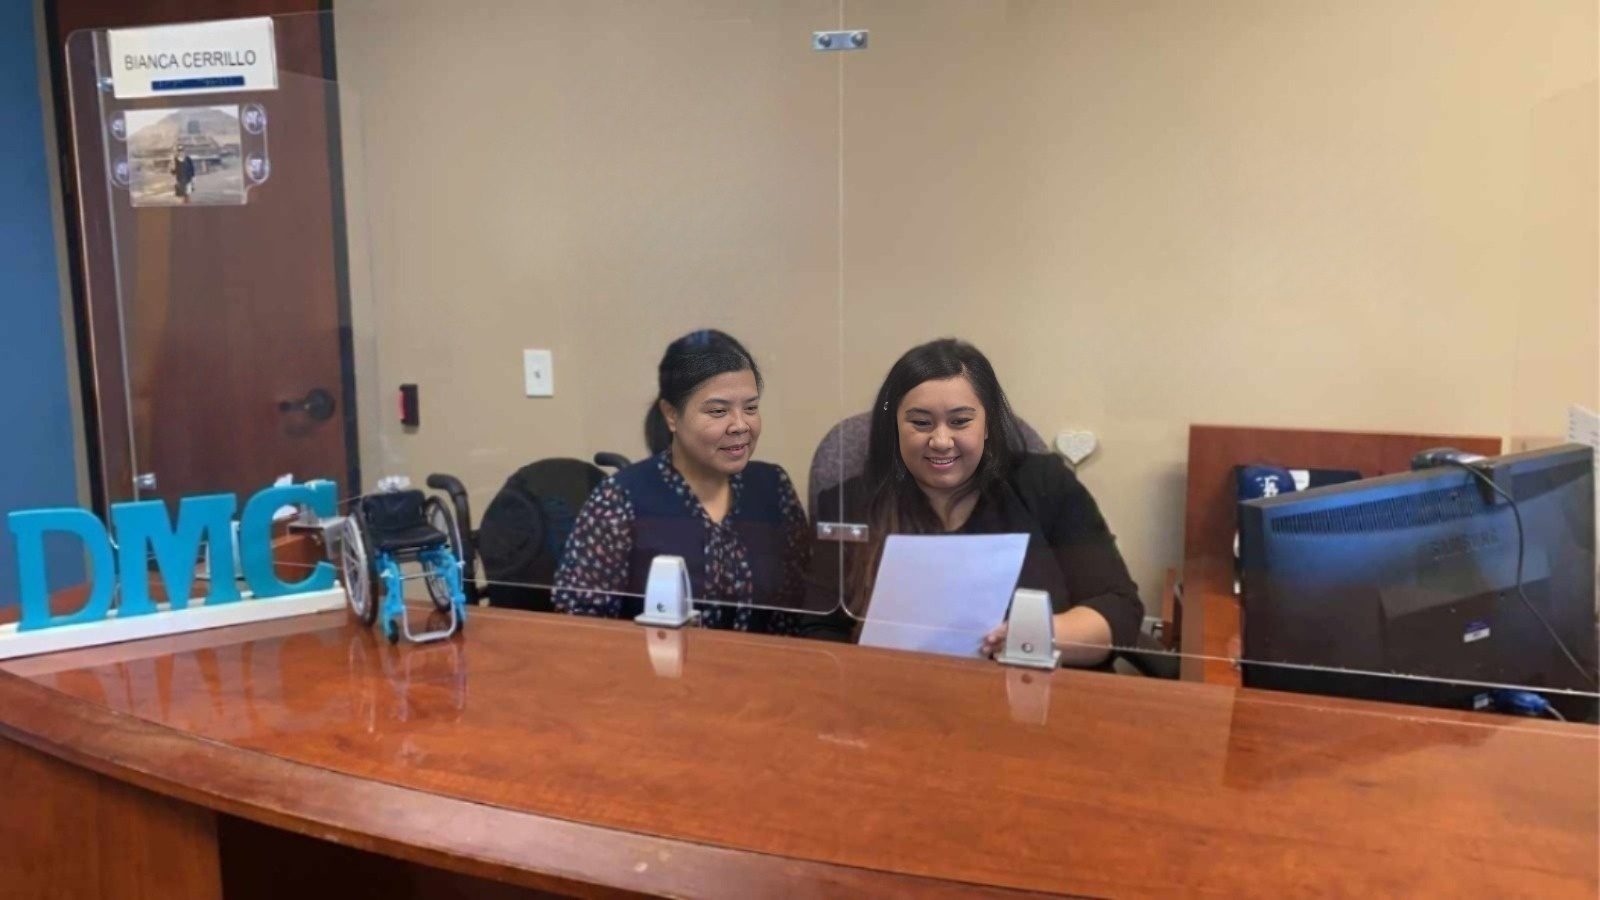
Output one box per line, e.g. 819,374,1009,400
110,494,240,616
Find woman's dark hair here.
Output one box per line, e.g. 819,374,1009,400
643,329,764,454
848,338,1024,610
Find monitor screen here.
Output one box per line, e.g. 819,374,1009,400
1239,443,1597,720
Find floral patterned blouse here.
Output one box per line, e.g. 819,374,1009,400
553,451,811,634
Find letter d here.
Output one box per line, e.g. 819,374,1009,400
7,509,116,632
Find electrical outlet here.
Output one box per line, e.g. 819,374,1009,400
523,349,554,397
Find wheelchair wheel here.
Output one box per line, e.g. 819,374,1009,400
424,496,462,612
339,512,379,625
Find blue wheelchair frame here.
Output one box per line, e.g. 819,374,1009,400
341,489,469,645
375,543,467,644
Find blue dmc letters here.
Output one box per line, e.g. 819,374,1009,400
6,481,338,632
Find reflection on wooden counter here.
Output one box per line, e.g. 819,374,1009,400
1,606,1596,898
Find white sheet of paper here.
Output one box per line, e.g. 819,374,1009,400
858,533,1029,659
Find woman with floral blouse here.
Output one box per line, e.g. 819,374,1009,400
553,329,810,634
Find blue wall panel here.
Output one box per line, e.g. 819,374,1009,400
0,0,84,604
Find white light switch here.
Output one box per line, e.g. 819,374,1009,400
523,349,554,397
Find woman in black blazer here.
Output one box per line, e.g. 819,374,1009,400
805,339,1143,665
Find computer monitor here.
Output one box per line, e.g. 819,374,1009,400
1239,443,1597,721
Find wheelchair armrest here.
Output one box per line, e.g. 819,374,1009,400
1118,632,1181,680
593,452,631,471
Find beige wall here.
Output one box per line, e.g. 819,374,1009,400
337,0,845,513
336,0,1597,606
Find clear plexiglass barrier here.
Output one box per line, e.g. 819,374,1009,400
66,4,1597,722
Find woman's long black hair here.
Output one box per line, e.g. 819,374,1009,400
643,329,763,454
848,338,1025,610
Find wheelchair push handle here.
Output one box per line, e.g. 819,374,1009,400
426,474,472,531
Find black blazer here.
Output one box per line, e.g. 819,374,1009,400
802,454,1144,650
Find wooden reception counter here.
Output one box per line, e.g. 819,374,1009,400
1,606,1595,898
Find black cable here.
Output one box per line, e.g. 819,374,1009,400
1446,461,1597,689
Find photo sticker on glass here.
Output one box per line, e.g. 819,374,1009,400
123,104,247,207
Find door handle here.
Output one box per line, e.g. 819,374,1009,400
278,388,336,422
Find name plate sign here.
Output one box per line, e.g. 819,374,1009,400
106,17,279,99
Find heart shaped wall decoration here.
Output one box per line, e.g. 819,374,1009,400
1055,429,1098,466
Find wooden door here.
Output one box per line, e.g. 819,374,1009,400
46,0,358,509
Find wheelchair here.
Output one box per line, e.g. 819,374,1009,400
338,486,467,644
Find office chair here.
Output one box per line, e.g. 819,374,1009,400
426,452,631,612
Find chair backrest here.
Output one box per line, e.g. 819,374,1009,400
475,457,613,612
361,489,431,541
806,411,1052,516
